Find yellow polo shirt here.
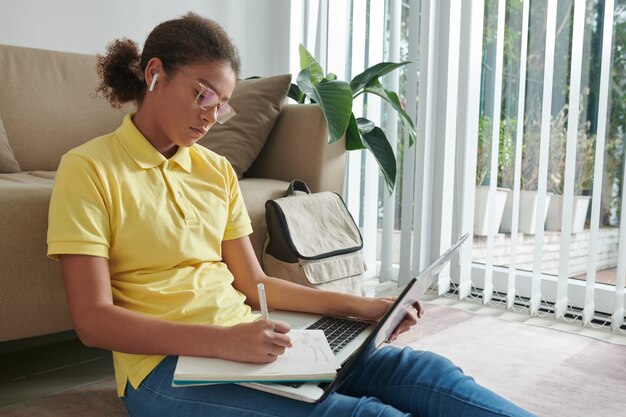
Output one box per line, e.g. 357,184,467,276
47,113,257,396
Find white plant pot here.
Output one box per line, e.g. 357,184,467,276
500,190,552,235
545,195,591,233
473,186,508,236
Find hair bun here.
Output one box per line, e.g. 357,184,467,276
96,38,145,108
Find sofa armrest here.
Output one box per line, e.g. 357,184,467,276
245,104,346,194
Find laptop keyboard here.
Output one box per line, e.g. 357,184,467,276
306,316,370,354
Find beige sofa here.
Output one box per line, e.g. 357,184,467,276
0,44,345,343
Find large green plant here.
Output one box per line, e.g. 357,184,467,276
288,45,416,192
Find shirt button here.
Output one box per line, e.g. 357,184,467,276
176,191,182,198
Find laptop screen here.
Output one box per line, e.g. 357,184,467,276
318,276,419,401
319,233,469,401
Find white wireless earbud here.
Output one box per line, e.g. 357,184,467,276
148,72,159,92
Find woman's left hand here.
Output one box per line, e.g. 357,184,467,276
353,297,424,342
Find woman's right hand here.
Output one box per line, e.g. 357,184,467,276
218,319,292,363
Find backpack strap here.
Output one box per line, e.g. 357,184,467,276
284,179,311,197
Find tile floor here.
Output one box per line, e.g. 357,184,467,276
0,331,114,408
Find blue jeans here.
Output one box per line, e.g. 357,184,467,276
122,346,536,417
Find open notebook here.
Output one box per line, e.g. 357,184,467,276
173,329,339,384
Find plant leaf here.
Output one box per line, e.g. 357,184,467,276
350,62,410,93
359,122,397,192
362,80,416,145
287,83,305,103
299,44,325,83
356,117,376,135
345,114,366,150
297,68,353,143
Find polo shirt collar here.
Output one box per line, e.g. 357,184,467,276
116,113,192,173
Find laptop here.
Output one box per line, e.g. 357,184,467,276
240,233,469,402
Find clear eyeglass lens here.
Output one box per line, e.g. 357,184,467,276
196,88,219,110
196,88,236,124
216,105,236,124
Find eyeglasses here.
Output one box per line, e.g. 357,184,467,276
178,71,236,124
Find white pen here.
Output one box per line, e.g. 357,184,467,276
257,283,269,319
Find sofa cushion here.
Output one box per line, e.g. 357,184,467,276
0,44,130,172
0,173,72,341
0,111,20,173
24,170,58,180
198,74,291,179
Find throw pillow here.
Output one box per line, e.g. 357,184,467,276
0,111,20,173
197,74,292,179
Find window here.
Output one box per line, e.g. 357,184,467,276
290,0,625,330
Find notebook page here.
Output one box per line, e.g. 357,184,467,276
174,329,340,382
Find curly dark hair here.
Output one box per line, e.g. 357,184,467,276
96,12,241,108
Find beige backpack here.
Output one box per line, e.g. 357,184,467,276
263,180,366,295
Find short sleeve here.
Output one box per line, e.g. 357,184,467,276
222,160,252,241
47,153,111,259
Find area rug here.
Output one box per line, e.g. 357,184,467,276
391,302,626,417
3,302,625,417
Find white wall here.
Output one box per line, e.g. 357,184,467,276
0,0,291,78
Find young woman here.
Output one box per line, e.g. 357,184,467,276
47,13,536,417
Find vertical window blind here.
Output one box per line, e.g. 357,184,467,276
289,0,626,333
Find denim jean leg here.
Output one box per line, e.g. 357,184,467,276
122,356,411,417
338,346,537,417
